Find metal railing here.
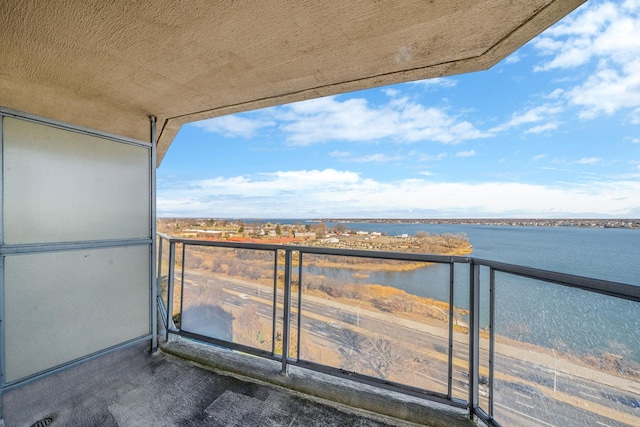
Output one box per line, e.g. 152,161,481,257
156,233,640,427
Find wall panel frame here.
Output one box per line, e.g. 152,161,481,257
0,108,155,393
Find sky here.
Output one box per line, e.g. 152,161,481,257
157,0,640,219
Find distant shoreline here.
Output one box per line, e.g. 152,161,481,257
308,218,640,229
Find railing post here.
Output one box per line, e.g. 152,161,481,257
0,256,5,422
281,249,293,375
468,261,480,419
166,240,176,341
271,251,278,355
489,268,495,418
296,251,303,361
447,261,455,399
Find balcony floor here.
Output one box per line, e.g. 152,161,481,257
2,341,424,427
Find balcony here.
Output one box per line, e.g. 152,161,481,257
1,2,603,425
151,233,640,427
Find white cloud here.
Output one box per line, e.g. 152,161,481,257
533,1,640,119
504,53,521,64
419,153,448,161
276,96,488,146
573,157,602,165
418,171,435,176
611,160,640,178
632,138,640,144
533,2,622,71
351,153,403,163
525,122,560,134
539,166,572,172
490,104,563,133
409,77,458,88
547,88,565,99
569,59,640,119
455,150,476,157
157,169,640,218
190,115,275,138
329,151,350,157
533,154,547,161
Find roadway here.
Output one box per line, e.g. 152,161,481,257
175,270,640,427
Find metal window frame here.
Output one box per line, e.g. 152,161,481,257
150,116,158,352
0,115,5,420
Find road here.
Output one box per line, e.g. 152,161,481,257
173,270,640,427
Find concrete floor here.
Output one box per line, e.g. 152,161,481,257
1,342,425,427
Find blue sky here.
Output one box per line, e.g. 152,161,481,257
158,0,640,219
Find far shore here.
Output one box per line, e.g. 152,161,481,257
310,217,640,229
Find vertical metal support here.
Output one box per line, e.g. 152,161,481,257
179,244,186,330
468,262,480,418
0,256,5,421
0,115,5,420
149,115,158,352
0,114,4,246
271,250,278,355
281,249,293,375
489,268,496,418
447,261,455,399
296,251,303,360
166,241,176,340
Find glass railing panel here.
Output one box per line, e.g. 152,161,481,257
297,253,452,394
158,237,170,312
289,251,301,360
272,249,303,361
478,265,491,413
452,262,470,401
179,245,275,352
171,242,184,328
272,249,285,357
492,272,640,427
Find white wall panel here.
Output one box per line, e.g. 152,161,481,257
4,246,150,382
3,117,150,244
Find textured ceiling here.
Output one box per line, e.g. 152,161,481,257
0,0,584,164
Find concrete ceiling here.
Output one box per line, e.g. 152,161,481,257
0,0,584,164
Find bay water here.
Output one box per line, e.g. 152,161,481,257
304,221,640,361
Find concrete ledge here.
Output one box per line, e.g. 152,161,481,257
161,335,475,427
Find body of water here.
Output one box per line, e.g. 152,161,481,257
301,221,640,361
315,221,639,285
